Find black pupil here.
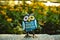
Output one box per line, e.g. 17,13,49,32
25,18,27,19
31,17,33,18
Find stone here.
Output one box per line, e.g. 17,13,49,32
52,35,60,40
0,34,54,40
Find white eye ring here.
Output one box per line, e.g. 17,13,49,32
23,16,28,21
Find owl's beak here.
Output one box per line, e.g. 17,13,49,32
27,18,31,22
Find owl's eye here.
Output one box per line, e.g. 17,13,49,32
24,16,28,21
29,16,35,20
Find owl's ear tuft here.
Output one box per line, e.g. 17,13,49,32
30,13,34,16
24,13,29,16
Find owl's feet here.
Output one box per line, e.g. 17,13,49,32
24,34,31,38
32,35,37,38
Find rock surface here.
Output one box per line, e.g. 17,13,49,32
52,35,60,40
0,34,54,40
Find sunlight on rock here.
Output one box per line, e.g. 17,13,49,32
0,34,54,40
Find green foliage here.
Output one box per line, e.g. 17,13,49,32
0,2,60,34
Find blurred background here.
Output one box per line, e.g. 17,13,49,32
0,0,60,35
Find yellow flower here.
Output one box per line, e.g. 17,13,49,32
25,7,28,9
43,12,47,16
15,8,19,11
7,18,12,22
25,7,28,12
33,6,37,8
38,10,41,13
32,9,35,12
38,2,45,7
58,6,60,8
25,4,28,6
9,7,14,11
1,11,6,15
38,10,43,14
44,6,48,11
3,5,7,9
19,7,23,11
51,8,57,13
0,6,2,8
34,2,38,6
25,9,28,12
29,16,35,20
5,15,9,18
20,7,22,9
29,3,34,7
39,21,44,26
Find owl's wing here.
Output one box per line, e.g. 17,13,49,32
34,19,37,28
22,21,25,30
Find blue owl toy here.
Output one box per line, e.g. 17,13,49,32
22,14,37,38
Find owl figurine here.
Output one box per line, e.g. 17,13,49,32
22,14,37,38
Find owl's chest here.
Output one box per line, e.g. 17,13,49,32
25,21,35,27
